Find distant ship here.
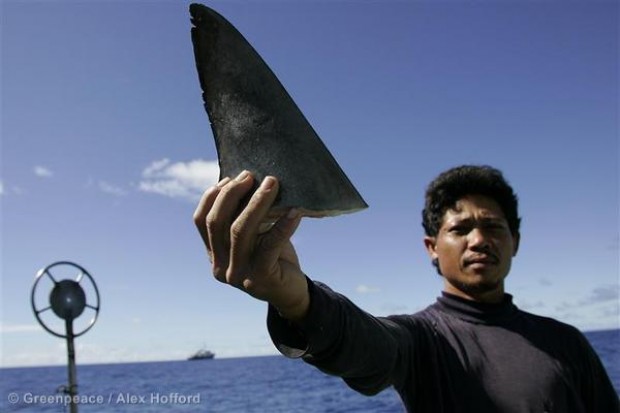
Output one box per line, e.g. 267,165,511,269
188,349,215,360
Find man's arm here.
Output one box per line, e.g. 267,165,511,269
194,172,412,394
267,278,413,396
575,331,620,411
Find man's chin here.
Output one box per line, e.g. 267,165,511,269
452,279,502,296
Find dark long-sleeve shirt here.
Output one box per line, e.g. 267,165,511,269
268,280,619,412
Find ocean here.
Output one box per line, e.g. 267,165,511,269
1,329,618,412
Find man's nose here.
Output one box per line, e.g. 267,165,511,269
468,227,490,249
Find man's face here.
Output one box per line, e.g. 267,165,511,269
424,194,519,303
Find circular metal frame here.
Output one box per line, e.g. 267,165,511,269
31,261,100,338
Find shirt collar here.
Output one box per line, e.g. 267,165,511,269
433,291,519,324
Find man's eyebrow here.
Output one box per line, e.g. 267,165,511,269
479,216,507,224
445,217,473,226
445,216,506,226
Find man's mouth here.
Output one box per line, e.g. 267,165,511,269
464,255,498,266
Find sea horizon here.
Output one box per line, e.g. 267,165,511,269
1,327,618,370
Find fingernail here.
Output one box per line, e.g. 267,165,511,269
216,177,231,188
262,176,276,189
235,170,250,182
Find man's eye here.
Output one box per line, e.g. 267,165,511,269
450,226,469,234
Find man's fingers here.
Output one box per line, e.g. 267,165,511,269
196,173,297,292
193,177,231,255
227,176,280,284
256,208,302,267
241,210,302,297
207,171,255,280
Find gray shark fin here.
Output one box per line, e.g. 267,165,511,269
190,3,368,217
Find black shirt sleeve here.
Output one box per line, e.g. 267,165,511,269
267,279,413,395
572,329,619,412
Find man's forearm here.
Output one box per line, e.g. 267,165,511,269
268,279,409,395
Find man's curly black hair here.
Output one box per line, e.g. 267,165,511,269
422,165,521,237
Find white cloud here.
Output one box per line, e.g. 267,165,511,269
516,300,547,311
139,158,219,202
0,182,25,196
577,284,619,306
588,284,619,303
555,284,620,311
538,278,552,287
142,158,171,176
0,323,41,333
356,284,380,294
380,303,411,314
99,181,127,196
551,284,620,330
34,166,53,178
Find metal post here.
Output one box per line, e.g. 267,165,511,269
66,320,78,413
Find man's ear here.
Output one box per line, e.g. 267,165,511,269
424,236,438,260
424,236,443,275
512,232,520,257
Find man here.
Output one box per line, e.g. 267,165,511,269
194,165,618,412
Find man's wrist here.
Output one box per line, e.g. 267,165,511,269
273,275,310,322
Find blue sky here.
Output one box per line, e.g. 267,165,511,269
1,0,618,367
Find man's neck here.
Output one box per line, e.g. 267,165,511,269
442,281,505,304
